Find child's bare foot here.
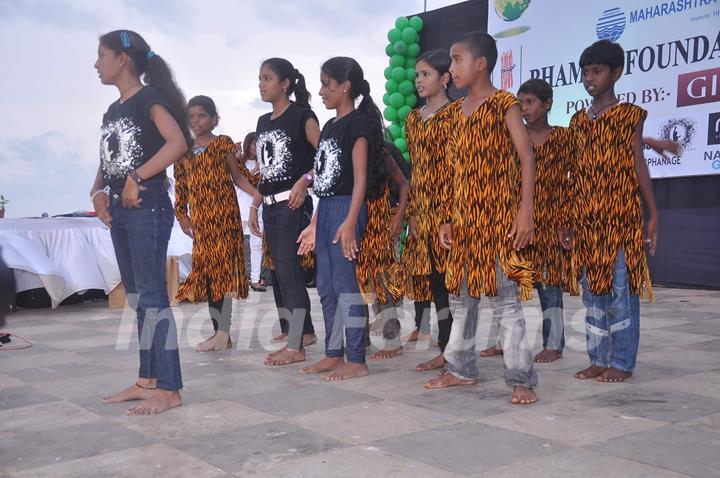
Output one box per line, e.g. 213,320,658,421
415,353,446,372
271,333,288,343
322,362,369,381
370,319,384,336
266,345,287,360
534,349,563,363
479,345,503,357
424,372,475,389
597,367,632,383
511,386,538,405
194,333,215,349
102,379,156,403
127,390,182,416
302,334,318,347
370,346,403,359
575,365,607,380
300,357,343,374
195,331,232,352
264,347,306,366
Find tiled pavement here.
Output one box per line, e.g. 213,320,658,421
1,287,719,477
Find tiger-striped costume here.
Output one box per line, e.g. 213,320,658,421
174,135,249,302
441,90,534,300
567,103,653,298
401,105,452,301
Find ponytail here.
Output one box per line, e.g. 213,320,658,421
99,30,192,150
261,58,311,108
322,57,386,200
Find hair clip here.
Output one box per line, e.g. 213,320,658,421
146,50,155,59
120,31,132,48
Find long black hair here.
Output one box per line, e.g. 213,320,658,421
262,58,311,108
321,56,386,200
99,30,192,149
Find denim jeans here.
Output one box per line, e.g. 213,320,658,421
536,283,565,352
444,260,538,388
109,179,183,391
582,249,640,373
263,198,314,351
315,196,368,364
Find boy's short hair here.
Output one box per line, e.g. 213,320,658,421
579,39,625,70
454,31,498,73
518,79,553,103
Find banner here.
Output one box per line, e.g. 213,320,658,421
488,0,720,178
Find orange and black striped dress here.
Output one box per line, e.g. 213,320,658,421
524,126,574,292
441,91,534,299
401,105,452,301
567,103,652,298
356,186,404,305
174,135,249,302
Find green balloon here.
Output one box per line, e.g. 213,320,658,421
401,125,406,136
407,43,421,58
382,93,391,106
390,54,405,67
388,28,402,43
384,66,393,80
409,15,424,32
394,138,408,153
385,43,394,57
403,151,410,161
404,57,416,69
388,123,402,139
384,106,398,122
398,105,412,121
398,80,415,96
395,16,410,30
405,67,416,81
405,94,417,108
393,40,408,55
389,92,405,109
391,66,405,83
401,27,418,44
385,79,399,93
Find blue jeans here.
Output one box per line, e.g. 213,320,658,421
315,196,368,364
536,283,565,352
581,249,640,373
109,180,183,391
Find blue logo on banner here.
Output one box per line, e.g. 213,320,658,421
596,7,626,41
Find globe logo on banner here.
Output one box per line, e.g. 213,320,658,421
492,0,531,38
596,7,626,41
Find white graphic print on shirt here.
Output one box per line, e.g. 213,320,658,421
100,117,143,179
313,137,342,194
256,129,292,183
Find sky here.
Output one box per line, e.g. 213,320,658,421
0,0,462,218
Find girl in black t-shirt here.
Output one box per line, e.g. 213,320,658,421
298,57,387,381
248,58,321,367
90,30,190,416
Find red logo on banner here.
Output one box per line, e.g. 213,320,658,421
677,67,720,107
500,50,514,90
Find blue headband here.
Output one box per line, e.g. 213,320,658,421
120,31,131,48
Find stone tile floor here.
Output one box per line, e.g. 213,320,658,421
1,287,719,477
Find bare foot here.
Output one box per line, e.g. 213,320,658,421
479,345,503,357
300,357,344,374
575,365,608,380
511,386,538,405
424,372,475,389
271,333,288,343
102,380,156,403
266,345,287,360
534,349,563,363
371,346,403,360
597,367,632,383
195,331,232,352
416,353,446,372
127,390,182,416
194,333,215,349
322,362,369,381
264,347,306,366
370,319,384,337
401,329,419,342
303,334,318,347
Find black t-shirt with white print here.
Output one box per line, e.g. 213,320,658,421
255,103,318,196
100,86,172,190
313,109,370,198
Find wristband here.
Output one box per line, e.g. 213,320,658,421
90,187,109,201
130,170,144,184
303,172,313,184
250,205,260,211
